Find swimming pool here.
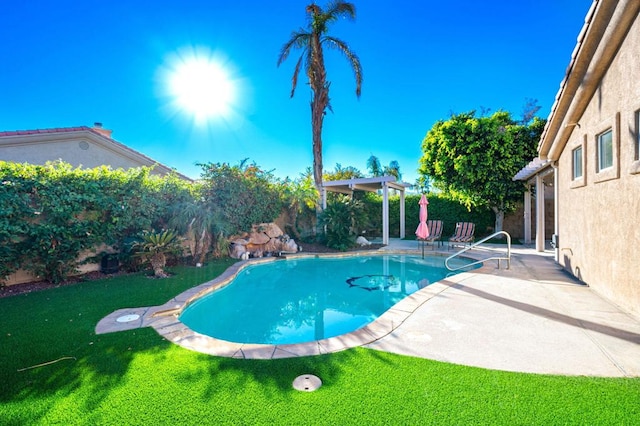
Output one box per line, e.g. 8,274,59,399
179,254,476,345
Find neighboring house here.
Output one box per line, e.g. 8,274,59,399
0,123,191,180
514,0,640,318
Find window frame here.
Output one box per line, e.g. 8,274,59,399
572,145,583,180
631,109,640,175
635,109,640,162
597,128,613,172
570,136,586,188
594,113,620,183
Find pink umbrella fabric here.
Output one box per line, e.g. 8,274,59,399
415,194,430,240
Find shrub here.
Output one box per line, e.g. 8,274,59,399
320,197,366,251
198,161,284,235
132,229,182,278
0,161,193,283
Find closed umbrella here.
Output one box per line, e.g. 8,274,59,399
415,194,429,258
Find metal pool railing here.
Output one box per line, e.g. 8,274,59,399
445,231,511,271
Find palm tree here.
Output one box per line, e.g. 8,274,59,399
170,200,216,265
277,1,363,202
283,169,318,239
384,160,402,181
133,230,182,278
367,155,402,180
366,155,383,177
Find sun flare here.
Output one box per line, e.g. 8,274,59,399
163,49,236,123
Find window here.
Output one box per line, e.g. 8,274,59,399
633,110,640,161
597,129,613,171
572,146,583,179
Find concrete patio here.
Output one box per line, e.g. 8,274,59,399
370,239,640,377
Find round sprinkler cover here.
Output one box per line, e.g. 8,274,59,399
116,314,140,323
292,374,322,392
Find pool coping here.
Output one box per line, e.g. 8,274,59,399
95,250,490,359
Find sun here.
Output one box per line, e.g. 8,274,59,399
162,49,236,123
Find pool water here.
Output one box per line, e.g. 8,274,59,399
179,254,476,345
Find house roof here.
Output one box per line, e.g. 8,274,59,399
0,125,193,181
0,126,96,137
537,0,640,161
514,0,639,181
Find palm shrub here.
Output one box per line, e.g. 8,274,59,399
211,231,230,258
281,169,318,240
170,189,217,265
320,197,366,251
132,230,182,278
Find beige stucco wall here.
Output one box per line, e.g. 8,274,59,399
1,137,153,171
557,11,640,317
3,245,113,286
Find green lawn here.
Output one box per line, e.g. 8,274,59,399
1,260,638,425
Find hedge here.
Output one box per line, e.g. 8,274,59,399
360,192,494,240
0,161,192,283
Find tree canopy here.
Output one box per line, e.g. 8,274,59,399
419,110,545,232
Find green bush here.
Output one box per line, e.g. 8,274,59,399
198,161,284,235
0,161,192,283
320,197,366,251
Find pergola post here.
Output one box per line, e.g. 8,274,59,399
553,163,559,262
321,187,327,210
535,174,545,252
382,182,389,245
523,185,532,244
399,189,405,239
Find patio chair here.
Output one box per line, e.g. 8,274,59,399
423,219,443,248
448,222,475,250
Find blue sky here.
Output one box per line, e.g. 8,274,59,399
1,0,591,185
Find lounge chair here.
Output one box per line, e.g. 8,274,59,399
423,219,443,248
448,222,475,249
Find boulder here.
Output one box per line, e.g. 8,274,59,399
230,244,247,260
281,239,299,253
356,236,372,246
263,239,280,253
255,222,284,239
228,223,299,258
247,231,270,245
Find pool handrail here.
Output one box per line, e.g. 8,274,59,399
445,231,511,271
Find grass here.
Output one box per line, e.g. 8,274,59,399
1,260,639,425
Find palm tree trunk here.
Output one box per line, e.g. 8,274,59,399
150,253,167,278
311,85,328,235
309,28,328,205
311,92,327,198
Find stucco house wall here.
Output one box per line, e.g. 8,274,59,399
558,7,640,316
516,0,640,318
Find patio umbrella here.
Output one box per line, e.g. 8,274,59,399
415,194,430,258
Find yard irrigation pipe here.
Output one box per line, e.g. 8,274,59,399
17,356,77,372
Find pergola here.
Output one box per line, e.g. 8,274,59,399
321,176,409,245
513,157,555,253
